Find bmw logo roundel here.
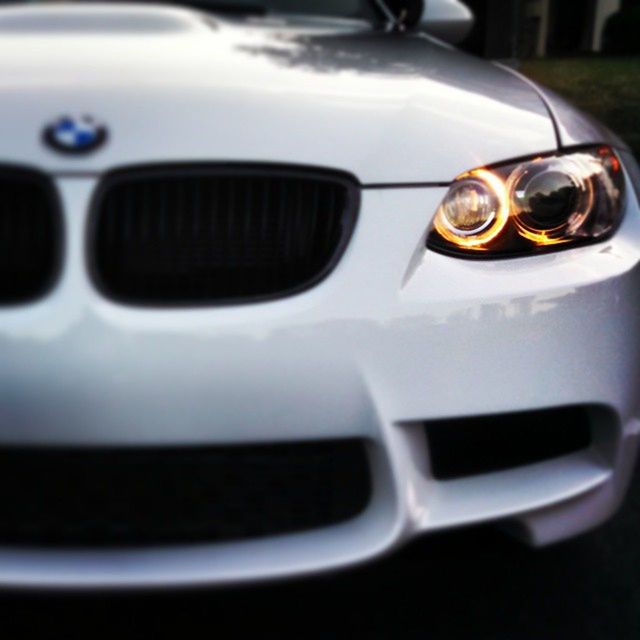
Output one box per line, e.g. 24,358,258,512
43,115,108,154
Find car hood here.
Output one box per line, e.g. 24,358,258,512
0,4,557,183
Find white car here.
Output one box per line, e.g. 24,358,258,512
0,0,639,589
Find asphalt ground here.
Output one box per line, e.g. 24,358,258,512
1,466,638,639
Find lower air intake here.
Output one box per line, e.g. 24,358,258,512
0,440,371,546
424,406,593,480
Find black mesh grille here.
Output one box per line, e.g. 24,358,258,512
0,440,371,546
0,168,60,302
91,166,359,304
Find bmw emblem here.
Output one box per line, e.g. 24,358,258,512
43,115,108,154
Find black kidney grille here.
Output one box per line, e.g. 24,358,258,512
91,168,358,304
0,169,60,302
0,440,371,546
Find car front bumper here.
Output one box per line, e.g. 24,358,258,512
1,169,640,589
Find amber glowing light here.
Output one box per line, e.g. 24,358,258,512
429,146,624,257
509,155,595,247
598,145,621,173
512,222,572,247
434,168,509,250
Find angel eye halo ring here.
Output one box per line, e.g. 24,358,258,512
427,146,625,258
433,168,509,249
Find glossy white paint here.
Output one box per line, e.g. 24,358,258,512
0,3,638,588
0,4,555,183
0,170,638,587
497,62,631,152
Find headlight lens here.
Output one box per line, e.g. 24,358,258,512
427,146,625,257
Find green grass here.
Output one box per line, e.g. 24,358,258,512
521,57,640,157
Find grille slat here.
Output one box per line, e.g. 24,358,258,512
0,168,60,303
0,440,371,547
91,166,358,305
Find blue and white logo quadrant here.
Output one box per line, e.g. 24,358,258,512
43,115,108,154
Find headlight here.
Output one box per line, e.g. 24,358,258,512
427,146,625,258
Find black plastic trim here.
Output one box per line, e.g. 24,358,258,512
87,162,361,307
424,406,593,480
0,438,372,547
0,164,64,305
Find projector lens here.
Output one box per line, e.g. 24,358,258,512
427,146,625,257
